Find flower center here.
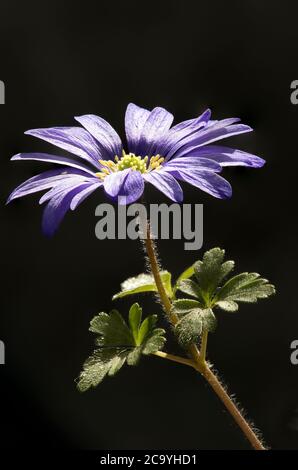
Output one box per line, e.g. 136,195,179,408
95,151,164,180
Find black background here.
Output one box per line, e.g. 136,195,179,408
0,0,297,450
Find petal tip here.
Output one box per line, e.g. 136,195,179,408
10,154,21,161
255,157,266,168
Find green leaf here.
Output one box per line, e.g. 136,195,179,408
171,298,202,318
175,247,275,316
128,303,142,344
113,271,173,300
175,308,217,347
77,303,166,391
177,264,195,283
214,272,275,306
138,314,157,345
126,347,142,366
173,264,195,296
92,310,134,347
176,279,201,300
175,311,203,346
216,300,239,312
77,349,128,392
142,328,166,355
194,248,234,303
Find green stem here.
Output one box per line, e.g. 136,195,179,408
200,330,208,364
144,221,266,451
153,350,195,368
144,223,178,325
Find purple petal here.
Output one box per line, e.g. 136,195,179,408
42,183,92,237
39,176,90,204
170,109,211,133
25,127,101,167
103,168,131,198
170,168,232,199
143,171,183,202
75,114,122,159
70,182,102,210
7,168,92,203
180,145,265,168
125,103,150,154
172,120,253,159
137,107,174,157
158,109,211,157
117,170,144,204
11,153,97,176
163,156,222,172
104,169,144,204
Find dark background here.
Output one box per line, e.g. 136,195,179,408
0,0,297,450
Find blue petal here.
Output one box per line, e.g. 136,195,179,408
171,120,252,159
25,127,101,167
169,168,232,199
180,145,265,168
75,114,122,159
7,168,93,203
11,152,97,175
143,171,183,202
104,169,144,204
103,168,131,198
136,107,174,157
158,109,211,157
42,182,97,237
125,103,150,154
70,182,102,210
163,156,222,172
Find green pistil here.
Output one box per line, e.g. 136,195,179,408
116,152,148,173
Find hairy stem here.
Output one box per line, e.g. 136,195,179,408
144,221,266,451
200,330,208,364
144,223,178,325
153,350,195,368
200,363,265,450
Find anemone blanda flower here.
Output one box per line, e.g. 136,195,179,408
8,103,265,236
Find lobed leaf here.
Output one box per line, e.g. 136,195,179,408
176,247,275,315
175,308,217,347
171,298,202,318
113,271,173,300
77,303,166,391
194,248,234,303
177,279,201,300
214,272,275,306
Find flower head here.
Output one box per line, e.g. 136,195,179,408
8,103,265,236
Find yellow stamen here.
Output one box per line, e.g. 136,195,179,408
95,151,164,180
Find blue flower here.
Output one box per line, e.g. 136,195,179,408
8,103,265,236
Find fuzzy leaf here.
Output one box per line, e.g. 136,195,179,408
216,300,239,312
175,308,217,346
171,298,202,318
176,247,275,315
177,265,195,283
177,279,201,300
176,311,203,346
77,303,166,391
92,310,134,347
77,349,128,392
128,303,142,344
138,314,157,345
113,271,173,300
194,248,234,303
142,328,166,355
214,272,275,305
